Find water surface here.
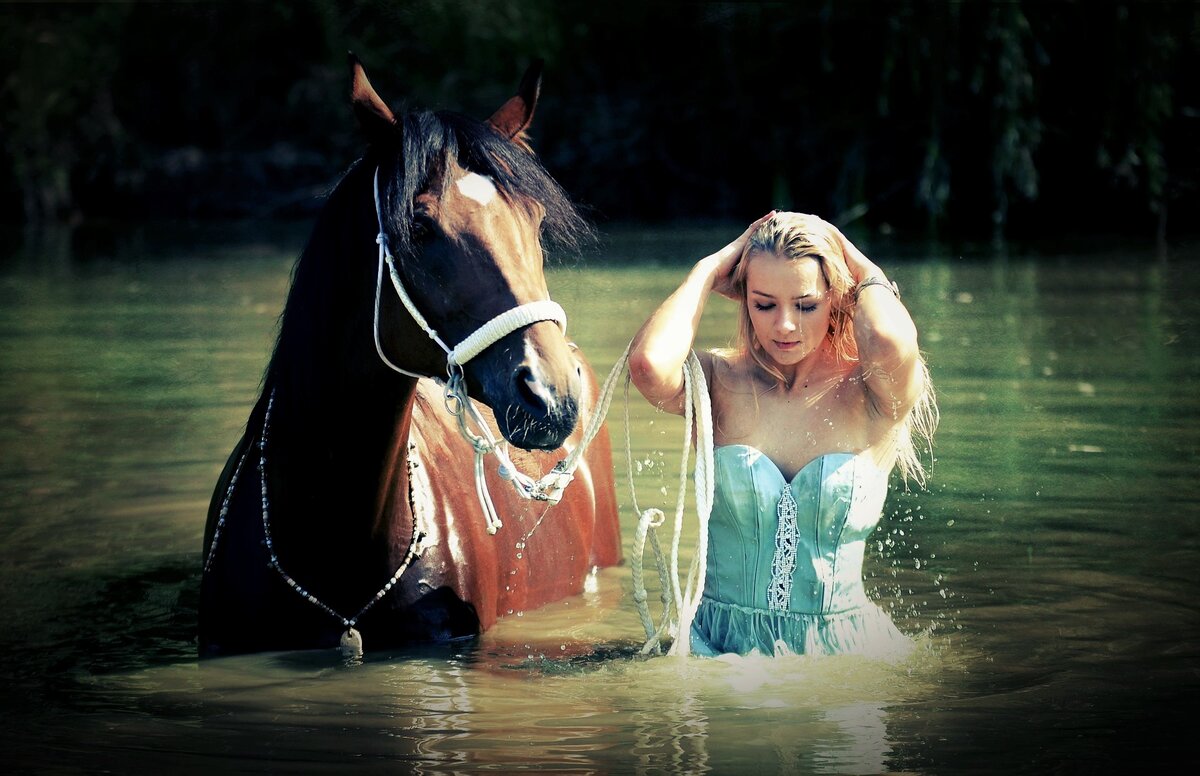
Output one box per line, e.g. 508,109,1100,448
1,224,1196,773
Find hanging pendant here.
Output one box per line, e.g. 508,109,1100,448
340,626,364,659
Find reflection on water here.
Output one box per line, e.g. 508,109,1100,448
83,623,945,774
0,223,1197,772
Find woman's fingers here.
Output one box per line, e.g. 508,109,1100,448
721,210,775,262
709,210,777,300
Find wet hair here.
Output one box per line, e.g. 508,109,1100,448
724,212,938,484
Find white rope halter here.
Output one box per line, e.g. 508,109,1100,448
370,167,609,533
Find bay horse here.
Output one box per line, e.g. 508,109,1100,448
199,55,621,657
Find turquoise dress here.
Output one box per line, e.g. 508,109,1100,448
690,445,913,659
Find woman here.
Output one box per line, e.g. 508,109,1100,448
628,211,937,658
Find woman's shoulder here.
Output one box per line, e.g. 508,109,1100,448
701,348,747,381
702,349,775,399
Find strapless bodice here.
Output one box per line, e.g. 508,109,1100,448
691,445,911,658
705,446,888,614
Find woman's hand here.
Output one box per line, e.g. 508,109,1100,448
823,220,881,284
708,211,775,300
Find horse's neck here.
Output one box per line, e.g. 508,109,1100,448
261,376,417,556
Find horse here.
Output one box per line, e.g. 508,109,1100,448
198,55,622,657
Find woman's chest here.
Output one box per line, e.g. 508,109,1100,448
712,385,870,479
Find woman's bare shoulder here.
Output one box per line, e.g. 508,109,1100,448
703,349,771,397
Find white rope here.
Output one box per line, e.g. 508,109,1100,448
627,351,715,657
626,372,674,654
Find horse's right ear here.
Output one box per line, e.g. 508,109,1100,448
348,52,398,146
487,59,543,145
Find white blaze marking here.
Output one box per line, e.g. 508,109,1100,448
456,172,498,205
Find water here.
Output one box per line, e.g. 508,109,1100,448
1,223,1197,773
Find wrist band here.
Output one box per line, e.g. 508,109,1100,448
854,276,900,302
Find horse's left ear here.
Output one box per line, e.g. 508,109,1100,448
348,52,399,147
487,59,544,143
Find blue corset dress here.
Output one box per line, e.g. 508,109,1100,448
690,445,913,659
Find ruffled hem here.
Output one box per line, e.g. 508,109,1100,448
690,596,913,661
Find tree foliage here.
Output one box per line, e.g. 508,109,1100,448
1,0,1196,241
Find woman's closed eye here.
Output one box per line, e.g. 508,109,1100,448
754,301,819,313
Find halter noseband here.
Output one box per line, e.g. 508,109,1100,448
371,167,567,381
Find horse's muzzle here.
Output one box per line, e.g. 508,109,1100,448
494,361,581,450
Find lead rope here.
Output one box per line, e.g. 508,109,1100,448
626,351,715,657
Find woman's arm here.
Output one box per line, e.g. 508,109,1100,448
834,227,926,421
628,213,773,415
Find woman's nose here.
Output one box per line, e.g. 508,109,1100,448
777,311,797,333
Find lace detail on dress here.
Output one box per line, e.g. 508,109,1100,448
767,485,798,612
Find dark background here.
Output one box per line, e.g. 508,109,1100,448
2,0,1197,246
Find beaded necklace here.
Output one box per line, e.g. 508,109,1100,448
206,387,426,657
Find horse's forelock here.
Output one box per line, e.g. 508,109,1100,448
378,110,591,260
458,115,592,256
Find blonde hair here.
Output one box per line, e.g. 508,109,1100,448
723,212,938,484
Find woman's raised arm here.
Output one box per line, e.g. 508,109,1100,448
628,213,774,415
834,226,926,422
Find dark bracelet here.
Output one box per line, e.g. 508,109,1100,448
854,276,900,303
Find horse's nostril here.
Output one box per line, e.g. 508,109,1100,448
515,366,552,418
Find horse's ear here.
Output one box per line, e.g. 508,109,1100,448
487,59,543,143
348,52,398,146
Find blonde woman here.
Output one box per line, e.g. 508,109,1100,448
628,212,937,658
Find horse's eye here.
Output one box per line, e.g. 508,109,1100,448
411,213,436,241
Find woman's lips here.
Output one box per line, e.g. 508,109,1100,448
774,340,799,351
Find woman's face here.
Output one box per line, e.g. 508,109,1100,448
744,252,833,367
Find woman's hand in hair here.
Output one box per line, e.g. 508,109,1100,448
707,211,775,300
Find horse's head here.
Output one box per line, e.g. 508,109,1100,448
351,55,590,451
